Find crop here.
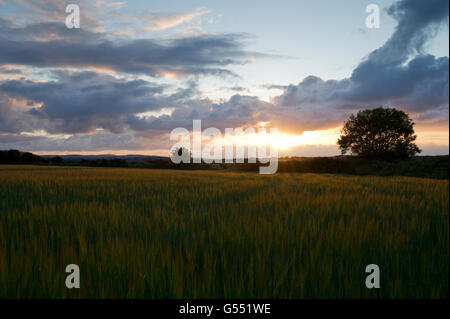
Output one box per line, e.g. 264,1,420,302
0,165,448,298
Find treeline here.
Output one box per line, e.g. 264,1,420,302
149,155,449,179
0,150,51,164
1,150,448,179
0,150,128,166
275,156,448,180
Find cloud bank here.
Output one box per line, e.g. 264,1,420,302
0,0,448,155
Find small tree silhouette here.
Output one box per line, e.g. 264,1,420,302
338,107,421,160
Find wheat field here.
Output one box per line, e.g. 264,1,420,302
0,165,448,298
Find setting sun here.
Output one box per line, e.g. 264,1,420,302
229,128,341,150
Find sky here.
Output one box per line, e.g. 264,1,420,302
0,0,448,156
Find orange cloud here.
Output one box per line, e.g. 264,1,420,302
145,8,210,31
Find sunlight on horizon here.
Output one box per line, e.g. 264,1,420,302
233,128,341,150
30,126,448,157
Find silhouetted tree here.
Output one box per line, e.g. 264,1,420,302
0,150,42,163
337,107,421,160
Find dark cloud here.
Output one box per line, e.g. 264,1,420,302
0,0,448,154
261,84,289,91
0,130,170,153
271,0,449,132
0,69,273,137
0,93,31,133
378,0,449,63
0,71,178,134
126,94,272,132
222,86,248,93
1,0,102,31
0,19,262,77
0,68,24,75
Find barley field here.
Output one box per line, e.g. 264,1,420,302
0,165,448,298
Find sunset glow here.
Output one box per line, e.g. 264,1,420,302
0,0,447,156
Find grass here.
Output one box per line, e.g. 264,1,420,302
0,165,448,298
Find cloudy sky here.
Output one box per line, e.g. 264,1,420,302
0,0,448,156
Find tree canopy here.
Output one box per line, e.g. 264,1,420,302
337,107,421,160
